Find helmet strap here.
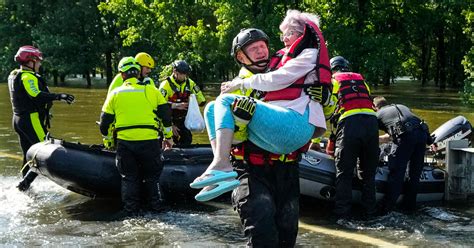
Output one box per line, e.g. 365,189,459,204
173,73,186,83
21,61,35,72
240,50,269,73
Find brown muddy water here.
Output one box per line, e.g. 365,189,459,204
0,82,473,246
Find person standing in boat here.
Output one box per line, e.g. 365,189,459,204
374,96,432,214
159,60,206,145
100,57,173,214
8,45,75,191
327,56,379,220
192,9,331,246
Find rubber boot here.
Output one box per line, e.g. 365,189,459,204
144,180,165,212
121,179,140,213
17,170,38,191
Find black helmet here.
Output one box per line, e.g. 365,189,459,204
330,56,350,71
231,28,269,60
172,60,191,74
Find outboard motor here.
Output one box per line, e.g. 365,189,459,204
431,115,472,152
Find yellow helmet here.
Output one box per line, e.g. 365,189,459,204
135,52,155,69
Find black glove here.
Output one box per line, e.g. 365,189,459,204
57,93,75,104
232,97,256,122
304,84,331,106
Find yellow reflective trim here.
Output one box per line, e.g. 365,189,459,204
279,154,286,162
332,76,376,122
339,108,376,121
105,79,165,141
233,155,244,160
189,78,206,104
229,67,255,96
238,67,254,79
21,72,40,97
159,79,175,101
107,74,124,94
30,112,45,141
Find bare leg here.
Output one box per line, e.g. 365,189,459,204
210,139,216,154
193,128,234,183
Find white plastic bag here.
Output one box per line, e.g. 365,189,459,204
185,94,205,132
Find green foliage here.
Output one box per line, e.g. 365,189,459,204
461,78,473,105
460,8,473,105
0,0,471,93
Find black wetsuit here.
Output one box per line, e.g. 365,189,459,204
8,69,56,171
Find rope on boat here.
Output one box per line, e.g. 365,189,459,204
19,140,52,173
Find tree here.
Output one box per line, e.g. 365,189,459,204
0,0,38,79
34,0,106,87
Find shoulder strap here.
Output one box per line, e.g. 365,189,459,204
185,78,191,93
166,77,180,93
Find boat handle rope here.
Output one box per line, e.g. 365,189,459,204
19,140,52,173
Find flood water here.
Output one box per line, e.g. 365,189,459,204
1,81,473,246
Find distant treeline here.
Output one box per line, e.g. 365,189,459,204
0,0,472,91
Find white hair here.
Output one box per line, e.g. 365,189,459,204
279,9,321,33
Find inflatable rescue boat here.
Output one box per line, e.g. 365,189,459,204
24,116,472,202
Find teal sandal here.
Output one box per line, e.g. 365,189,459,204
194,179,240,202
190,170,238,189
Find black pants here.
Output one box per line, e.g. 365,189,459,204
232,160,300,248
116,139,163,212
382,129,427,211
12,113,46,173
334,114,379,216
173,119,192,146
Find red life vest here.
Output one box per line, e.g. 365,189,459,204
166,77,192,119
264,20,332,101
230,141,310,166
167,77,191,103
334,72,373,112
